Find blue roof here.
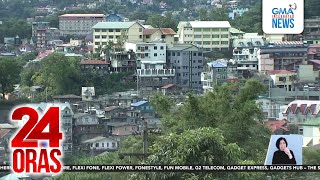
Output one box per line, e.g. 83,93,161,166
131,100,148,107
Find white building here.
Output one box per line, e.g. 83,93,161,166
82,136,119,151
177,21,231,51
299,118,320,147
282,100,320,123
125,42,167,69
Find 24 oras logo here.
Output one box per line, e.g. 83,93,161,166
9,106,64,175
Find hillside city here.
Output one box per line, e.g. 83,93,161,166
1,0,320,179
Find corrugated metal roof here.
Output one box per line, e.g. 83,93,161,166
0,124,15,129
179,21,231,28
93,22,137,29
60,14,105,17
131,100,148,107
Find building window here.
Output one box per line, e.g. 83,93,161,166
116,29,120,32
203,35,211,38
102,143,104,147
177,52,180,56
96,143,99,147
139,35,142,39
102,35,107,39
154,53,157,56
212,35,219,38
109,29,113,32
161,35,165,38
139,28,142,32
221,41,228,45
94,29,100,32
160,46,164,50
95,35,100,38
109,35,114,39
221,28,228,32
212,41,219,45
154,46,157,50
194,35,201,38
102,29,107,32
146,35,150,39
221,34,228,38
95,42,100,45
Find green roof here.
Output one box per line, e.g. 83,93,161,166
300,118,320,126
92,22,137,29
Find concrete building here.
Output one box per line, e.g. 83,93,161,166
299,118,320,147
92,21,145,52
267,70,297,91
283,100,320,123
143,28,177,47
177,21,231,51
32,22,49,37
59,14,106,36
228,8,249,20
201,59,237,92
304,17,320,34
167,44,204,90
307,44,320,60
125,42,175,89
258,41,308,71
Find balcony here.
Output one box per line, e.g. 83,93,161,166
137,69,175,77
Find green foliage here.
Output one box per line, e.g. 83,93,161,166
133,127,244,180
0,57,23,98
146,13,178,31
150,93,174,117
0,19,32,44
32,53,81,97
231,2,262,34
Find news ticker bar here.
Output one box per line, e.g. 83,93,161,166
1,165,320,172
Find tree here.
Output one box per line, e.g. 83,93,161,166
131,127,244,180
151,79,271,161
32,53,81,97
146,13,178,31
0,57,22,98
208,7,229,21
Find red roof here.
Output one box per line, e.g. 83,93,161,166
300,104,308,115
160,28,177,35
290,103,297,114
162,84,175,89
265,119,289,133
310,104,317,115
80,60,109,65
266,70,296,75
143,29,158,35
143,28,176,35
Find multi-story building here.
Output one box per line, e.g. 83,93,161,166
32,22,50,49
167,44,204,90
304,17,320,34
177,21,231,51
232,33,266,72
307,44,320,60
110,50,137,72
267,70,297,91
283,100,320,123
125,42,175,89
143,28,177,47
92,21,145,52
258,41,308,71
59,14,106,36
201,59,237,92
228,8,249,20
32,22,49,37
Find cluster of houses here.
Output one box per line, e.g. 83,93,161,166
1,0,320,169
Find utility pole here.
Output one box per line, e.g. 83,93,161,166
119,116,151,180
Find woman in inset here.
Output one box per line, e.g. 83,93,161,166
272,137,296,165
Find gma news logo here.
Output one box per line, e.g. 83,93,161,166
271,3,297,29
263,0,303,34
9,106,64,176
